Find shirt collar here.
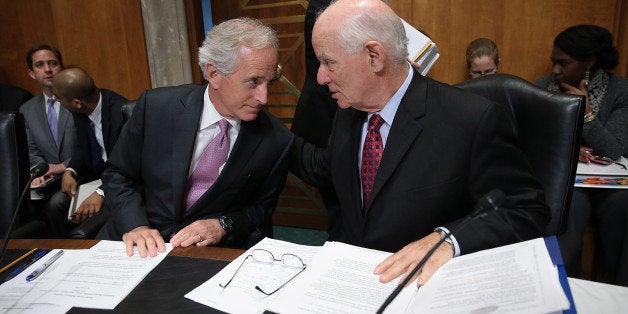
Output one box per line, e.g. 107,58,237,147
88,92,103,124
368,65,414,125
201,85,240,131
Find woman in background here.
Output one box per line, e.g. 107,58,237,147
465,38,500,79
536,24,628,286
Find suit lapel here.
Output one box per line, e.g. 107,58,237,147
366,72,427,211
172,86,205,217
190,113,265,215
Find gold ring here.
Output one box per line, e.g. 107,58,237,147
197,234,203,242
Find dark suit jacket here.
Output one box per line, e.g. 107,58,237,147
0,84,32,112
68,89,127,182
290,0,337,147
98,85,295,248
19,93,75,167
293,71,551,253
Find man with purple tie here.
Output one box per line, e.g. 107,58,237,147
19,44,76,236
97,18,294,257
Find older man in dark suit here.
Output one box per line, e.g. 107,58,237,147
291,0,550,286
97,18,294,257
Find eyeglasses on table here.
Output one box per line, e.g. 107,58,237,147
219,248,307,296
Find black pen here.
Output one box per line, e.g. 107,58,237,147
25,250,64,282
4,249,50,282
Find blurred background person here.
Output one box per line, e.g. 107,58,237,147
19,44,76,237
536,24,628,286
50,67,128,237
465,37,500,79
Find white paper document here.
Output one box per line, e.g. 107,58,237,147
188,238,570,313
0,241,172,312
402,19,439,76
576,156,628,176
185,237,320,314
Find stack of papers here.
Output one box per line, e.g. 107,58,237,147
186,237,571,313
0,241,172,313
402,19,439,76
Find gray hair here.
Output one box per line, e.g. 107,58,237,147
333,2,408,63
198,17,279,79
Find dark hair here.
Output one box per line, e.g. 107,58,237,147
554,24,619,71
465,38,500,69
26,44,63,70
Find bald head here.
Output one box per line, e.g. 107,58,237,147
52,67,99,114
314,0,408,62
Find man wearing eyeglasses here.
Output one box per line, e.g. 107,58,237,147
19,44,77,236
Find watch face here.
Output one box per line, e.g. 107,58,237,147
221,216,233,231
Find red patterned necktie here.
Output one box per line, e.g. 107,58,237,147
361,114,385,210
185,119,230,210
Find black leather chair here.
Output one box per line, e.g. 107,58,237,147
68,100,136,239
0,112,47,238
455,74,584,237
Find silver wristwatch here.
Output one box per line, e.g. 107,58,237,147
439,229,454,246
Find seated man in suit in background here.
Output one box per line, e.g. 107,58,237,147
19,44,76,236
48,67,128,236
291,0,550,286
97,17,295,257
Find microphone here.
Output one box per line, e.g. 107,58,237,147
0,163,49,262
376,189,505,314
30,163,50,178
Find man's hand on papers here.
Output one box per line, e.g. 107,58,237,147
374,232,454,287
170,219,226,248
72,192,104,223
62,170,78,196
122,226,167,258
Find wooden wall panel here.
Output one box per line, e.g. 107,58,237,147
391,0,626,84
0,0,150,100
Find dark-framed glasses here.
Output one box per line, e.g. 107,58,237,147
470,68,496,78
219,248,307,296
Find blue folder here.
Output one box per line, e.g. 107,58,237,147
544,236,576,313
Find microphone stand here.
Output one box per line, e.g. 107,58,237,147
0,167,46,263
376,190,504,314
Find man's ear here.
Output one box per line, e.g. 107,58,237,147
27,69,36,80
365,40,385,72
71,99,83,111
205,62,222,89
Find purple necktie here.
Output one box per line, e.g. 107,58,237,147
185,119,231,209
46,98,58,144
361,114,384,211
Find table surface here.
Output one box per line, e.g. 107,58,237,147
4,239,245,261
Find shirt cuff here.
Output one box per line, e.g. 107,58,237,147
65,168,78,177
435,227,461,257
